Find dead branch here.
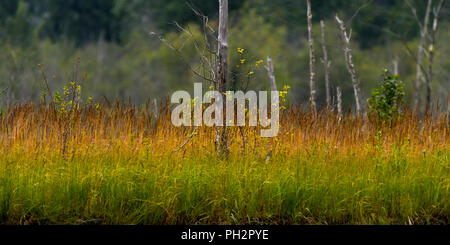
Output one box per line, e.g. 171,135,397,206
172,127,198,152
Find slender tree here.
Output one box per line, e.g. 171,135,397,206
447,94,450,125
393,56,399,76
406,0,432,109
216,0,229,157
336,15,363,115
266,56,277,91
425,0,445,113
320,20,331,109
337,86,343,120
307,0,317,113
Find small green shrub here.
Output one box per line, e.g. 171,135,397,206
368,70,405,121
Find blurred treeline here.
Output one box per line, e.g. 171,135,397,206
0,0,449,110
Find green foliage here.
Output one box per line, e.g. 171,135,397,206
52,82,82,116
0,1,449,109
41,0,125,45
2,0,444,47
115,0,245,33
2,1,38,48
229,10,288,91
368,70,405,121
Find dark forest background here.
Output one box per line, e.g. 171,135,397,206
0,0,449,110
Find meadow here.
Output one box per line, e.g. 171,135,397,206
0,101,448,225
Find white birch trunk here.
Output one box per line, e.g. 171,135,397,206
266,56,277,91
337,86,343,120
426,0,445,113
320,20,331,109
393,56,399,76
413,0,432,109
336,15,363,115
307,0,317,113
216,0,229,157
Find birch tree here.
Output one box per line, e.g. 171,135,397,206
406,0,432,109
307,0,317,113
425,0,445,112
336,15,363,115
216,0,229,157
337,86,343,120
266,56,277,91
320,20,331,109
393,57,399,76
447,94,450,125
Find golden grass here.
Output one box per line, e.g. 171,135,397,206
0,101,448,224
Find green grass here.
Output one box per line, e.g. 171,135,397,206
1,149,448,225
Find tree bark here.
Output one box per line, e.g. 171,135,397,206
425,0,445,113
307,0,317,113
336,15,363,115
413,0,432,110
216,0,229,157
320,20,331,109
266,56,277,91
337,86,343,120
393,56,399,76
447,93,450,125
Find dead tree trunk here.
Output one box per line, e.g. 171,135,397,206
426,0,445,113
216,0,229,157
307,0,317,113
336,15,363,115
320,20,331,109
266,56,277,91
337,86,343,120
393,56,399,76
153,99,159,120
408,0,432,109
447,94,450,125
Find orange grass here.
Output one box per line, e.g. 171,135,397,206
0,101,448,224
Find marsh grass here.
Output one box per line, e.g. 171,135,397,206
0,101,448,224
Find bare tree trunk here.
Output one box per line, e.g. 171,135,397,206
266,56,277,91
337,86,343,120
336,15,363,115
426,0,445,113
153,98,159,120
393,56,399,76
411,0,432,109
331,85,336,113
447,93,450,125
307,0,317,113
320,20,331,109
216,0,229,157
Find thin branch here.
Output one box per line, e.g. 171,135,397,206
405,0,424,31
150,32,216,83
0,87,8,97
399,39,429,77
172,127,198,152
347,0,373,25
38,64,55,106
